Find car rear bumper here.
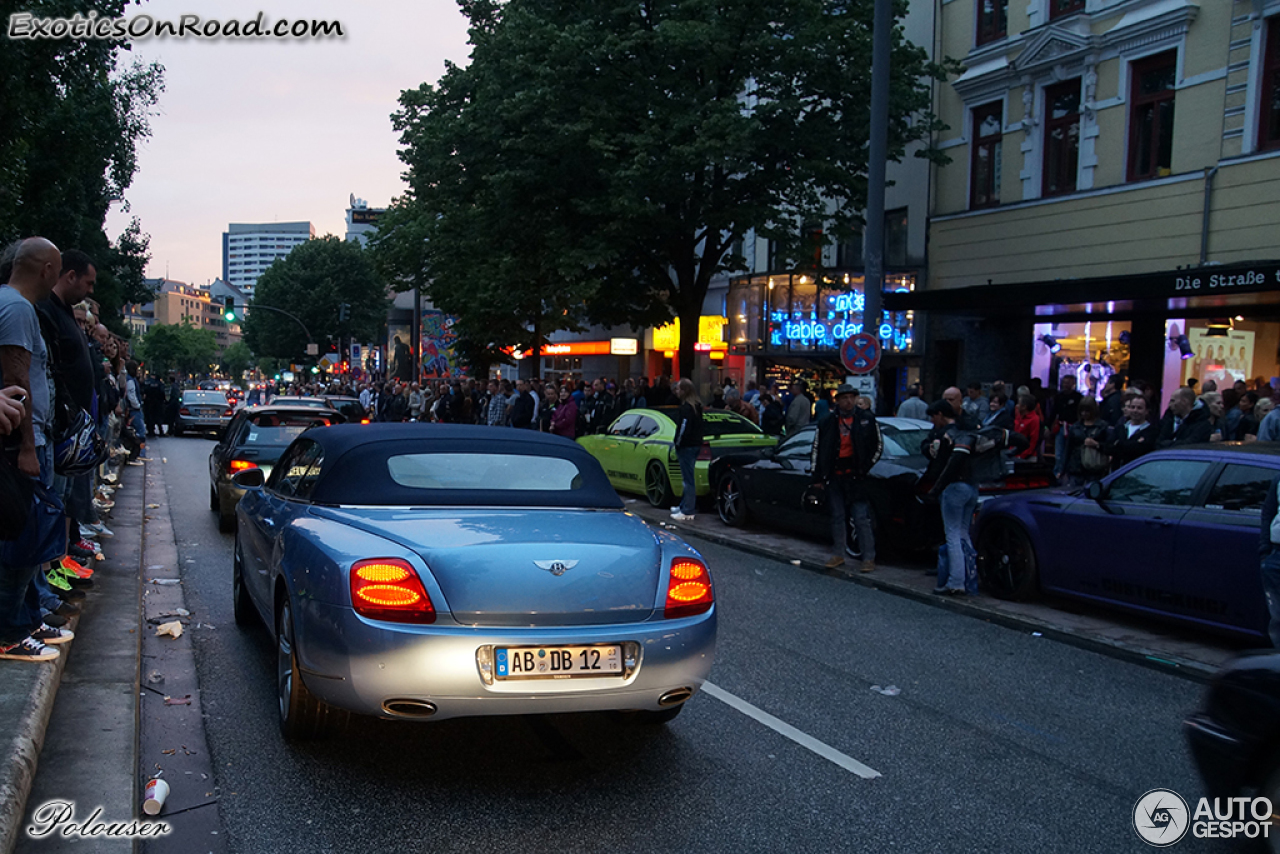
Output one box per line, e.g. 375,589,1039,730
294,600,717,720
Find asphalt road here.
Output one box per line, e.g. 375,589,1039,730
155,433,1230,854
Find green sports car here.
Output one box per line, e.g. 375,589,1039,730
578,407,778,506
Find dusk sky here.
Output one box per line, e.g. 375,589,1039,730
103,0,472,284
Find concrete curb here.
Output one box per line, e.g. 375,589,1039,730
645,510,1220,683
0,627,70,854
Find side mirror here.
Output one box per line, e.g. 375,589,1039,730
232,468,266,489
1086,481,1106,501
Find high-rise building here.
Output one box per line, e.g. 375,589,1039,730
345,195,385,247
221,221,314,297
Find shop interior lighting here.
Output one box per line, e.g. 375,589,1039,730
1039,333,1062,354
1172,334,1194,360
1204,318,1233,337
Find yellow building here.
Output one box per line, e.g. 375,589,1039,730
149,279,242,352
893,0,1280,399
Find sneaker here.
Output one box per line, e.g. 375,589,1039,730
67,544,94,562
54,601,81,618
31,623,73,645
92,500,114,513
670,506,680,513
138,457,153,462
670,512,695,522
81,522,114,539
59,557,93,579
0,637,59,662
45,570,73,592
42,613,68,628
74,538,101,555
127,460,145,467
824,555,846,569
102,473,119,485
859,560,876,574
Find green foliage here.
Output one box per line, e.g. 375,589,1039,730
219,341,255,380
380,0,951,376
137,323,218,377
0,0,165,336
242,237,387,361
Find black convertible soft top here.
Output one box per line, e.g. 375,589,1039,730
294,423,625,509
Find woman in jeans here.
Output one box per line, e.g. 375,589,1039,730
671,378,703,522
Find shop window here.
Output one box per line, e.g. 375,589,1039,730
1042,80,1081,198
884,208,909,267
1128,52,1176,182
976,0,1007,47
1049,0,1085,21
970,101,1003,209
1261,17,1280,152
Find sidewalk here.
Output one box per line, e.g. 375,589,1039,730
628,500,1247,681
0,462,145,854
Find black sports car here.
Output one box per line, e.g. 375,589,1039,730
711,417,1054,559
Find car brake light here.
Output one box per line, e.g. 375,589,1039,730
664,558,713,619
179,407,190,416
223,408,234,417
228,459,257,473
361,419,370,425
350,558,435,623
696,442,712,461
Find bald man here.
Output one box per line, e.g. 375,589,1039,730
1,237,61,478
942,386,978,430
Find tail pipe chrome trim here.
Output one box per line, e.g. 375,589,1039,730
382,699,438,718
658,687,694,707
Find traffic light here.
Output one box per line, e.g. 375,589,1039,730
223,296,236,322
338,302,350,323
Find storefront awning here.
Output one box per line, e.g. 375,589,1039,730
884,260,1280,318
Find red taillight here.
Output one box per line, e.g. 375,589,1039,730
228,459,257,473
664,558,713,619
350,558,435,623
179,407,190,416
696,442,712,461
223,408,234,417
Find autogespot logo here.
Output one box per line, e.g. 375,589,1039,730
1133,789,1190,847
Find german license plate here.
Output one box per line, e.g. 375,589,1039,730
495,645,622,679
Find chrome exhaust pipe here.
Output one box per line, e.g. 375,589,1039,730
382,699,438,718
658,688,693,707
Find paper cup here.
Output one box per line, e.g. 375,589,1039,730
142,777,170,816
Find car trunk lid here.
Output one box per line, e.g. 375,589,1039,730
309,507,662,626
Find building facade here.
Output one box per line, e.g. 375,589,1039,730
221,221,314,297
134,278,242,352
345,195,385,247
902,0,1280,401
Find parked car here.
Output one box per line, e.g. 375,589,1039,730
209,405,344,532
1184,652,1280,822
975,443,1277,641
267,395,332,409
713,417,1053,559
323,395,368,424
173,390,234,437
577,407,777,506
231,424,716,739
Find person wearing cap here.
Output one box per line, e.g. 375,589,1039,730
810,383,882,574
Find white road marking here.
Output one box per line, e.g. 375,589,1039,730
700,681,882,779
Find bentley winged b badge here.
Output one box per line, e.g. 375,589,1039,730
534,560,579,577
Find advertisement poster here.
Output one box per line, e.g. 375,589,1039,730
420,311,463,379
387,323,414,382
1184,329,1254,387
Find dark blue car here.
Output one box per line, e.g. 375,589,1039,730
975,444,1277,642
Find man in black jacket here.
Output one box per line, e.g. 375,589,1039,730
810,384,881,575
1105,392,1158,469
1157,386,1213,447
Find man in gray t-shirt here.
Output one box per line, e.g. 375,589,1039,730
0,286,53,446
0,238,60,478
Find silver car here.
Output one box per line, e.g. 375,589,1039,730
231,423,717,740
174,390,233,436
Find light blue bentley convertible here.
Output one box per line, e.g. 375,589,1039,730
230,423,717,739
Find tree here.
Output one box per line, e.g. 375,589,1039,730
242,237,387,362
219,342,255,381
136,323,218,377
0,0,165,335
383,0,952,377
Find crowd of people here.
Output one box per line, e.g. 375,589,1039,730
0,238,146,663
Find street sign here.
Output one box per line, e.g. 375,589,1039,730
846,373,876,401
840,333,882,375
306,343,320,356
318,353,340,370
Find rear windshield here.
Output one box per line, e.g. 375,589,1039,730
882,425,933,457
245,414,335,445
183,392,227,405
387,453,583,492
655,407,762,438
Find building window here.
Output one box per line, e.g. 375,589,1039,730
970,101,1003,209
1042,79,1081,198
1128,51,1176,181
885,208,909,267
837,226,863,268
976,0,1007,47
1049,0,1085,21
1261,17,1280,152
